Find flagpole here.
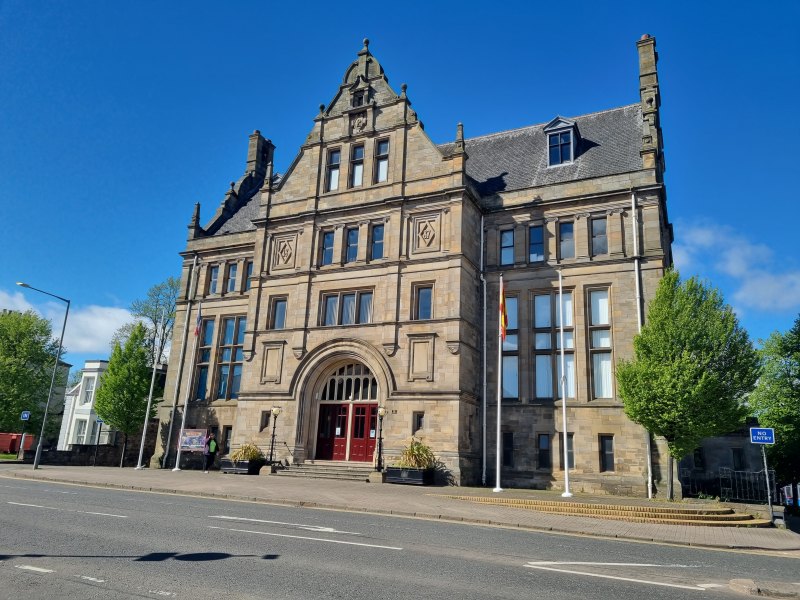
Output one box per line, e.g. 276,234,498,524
136,309,166,470
559,269,572,497
493,274,504,493
173,303,201,472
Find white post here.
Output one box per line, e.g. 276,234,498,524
493,274,504,493
761,445,774,522
559,269,572,497
136,310,166,470
172,306,200,472
481,217,487,487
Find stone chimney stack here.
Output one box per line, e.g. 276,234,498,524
636,34,663,176
246,130,275,177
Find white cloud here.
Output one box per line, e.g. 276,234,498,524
0,290,35,312
674,222,800,314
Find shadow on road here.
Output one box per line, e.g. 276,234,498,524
0,552,279,562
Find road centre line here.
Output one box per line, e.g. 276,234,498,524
80,576,106,583
526,561,700,568
523,564,706,591
8,501,127,518
15,565,54,573
209,515,361,535
209,525,402,550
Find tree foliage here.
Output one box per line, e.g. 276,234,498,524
0,311,62,433
749,314,800,481
94,323,152,442
617,271,760,461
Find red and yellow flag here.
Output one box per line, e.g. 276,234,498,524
499,275,508,341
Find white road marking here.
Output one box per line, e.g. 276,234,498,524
524,564,706,591
148,591,176,597
209,514,361,535
525,561,699,568
79,576,106,583
209,525,402,550
8,501,126,518
697,584,724,588
15,565,54,573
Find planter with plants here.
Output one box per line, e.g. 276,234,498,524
385,437,436,485
220,443,266,475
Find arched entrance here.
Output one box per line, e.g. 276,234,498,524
314,362,379,462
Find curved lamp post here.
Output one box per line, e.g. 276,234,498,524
16,282,70,471
376,406,386,472
268,406,282,464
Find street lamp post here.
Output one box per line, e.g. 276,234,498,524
268,406,282,464
16,282,70,471
376,406,386,472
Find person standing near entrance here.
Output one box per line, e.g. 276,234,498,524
203,432,218,473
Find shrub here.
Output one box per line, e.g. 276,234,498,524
230,443,264,462
395,437,435,469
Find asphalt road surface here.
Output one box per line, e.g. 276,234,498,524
0,477,797,599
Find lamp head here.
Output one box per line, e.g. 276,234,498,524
16,282,29,288
271,406,282,417
377,406,386,417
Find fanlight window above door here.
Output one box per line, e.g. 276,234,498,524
320,363,378,401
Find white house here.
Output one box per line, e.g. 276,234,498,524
57,360,112,449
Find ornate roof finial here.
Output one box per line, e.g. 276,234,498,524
400,83,407,98
456,122,464,142
319,103,325,115
363,37,369,49
358,37,370,56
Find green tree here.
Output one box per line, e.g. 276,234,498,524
616,270,760,499
749,314,800,482
0,311,63,434
94,323,152,466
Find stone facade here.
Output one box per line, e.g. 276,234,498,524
154,36,673,496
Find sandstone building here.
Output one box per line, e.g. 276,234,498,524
155,35,672,495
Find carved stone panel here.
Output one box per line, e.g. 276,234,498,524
350,111,368,135
272,233,298,271
407,333,435,382
411,213,441,255
261,341,285,384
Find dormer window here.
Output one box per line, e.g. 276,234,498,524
548,131,573,166
352,91,365,107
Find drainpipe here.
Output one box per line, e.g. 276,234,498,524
480,216,487,486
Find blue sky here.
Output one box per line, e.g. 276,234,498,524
1,0,798,373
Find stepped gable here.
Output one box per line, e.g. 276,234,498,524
440,104,642,197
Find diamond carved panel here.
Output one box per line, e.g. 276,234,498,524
411,213,441,254
272,233,298,271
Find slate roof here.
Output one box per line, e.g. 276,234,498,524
440,103,643,197
214,191,261,235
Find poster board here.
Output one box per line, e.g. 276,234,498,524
179,429,207,451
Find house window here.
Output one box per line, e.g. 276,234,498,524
588,289,613,399
215,316,245,400
533,291,574,399
208,265,219,294
529,225,544,262
74,419,88,445
325,149,341,192
537,434,551,470
375,139,389,183
345,227,359,263
269,297,287,330
350,145,364,187
244,260,254,291
81,377,95,405
591,217,608,256
195,319,214,400
500,229,514,265
502,296,519,400
732,447,745,470
548,131,572,166
320,231,335,266
502,432,514,467
413,284,433,320
321,290,373,326
226,263,238,293
559,222,574,259
559,432,575,470
412,411,425,433
371,224,384,260
599,435,615,472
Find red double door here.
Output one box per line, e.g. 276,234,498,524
316,403,378,462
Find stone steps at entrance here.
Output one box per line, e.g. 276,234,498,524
274,461,375,483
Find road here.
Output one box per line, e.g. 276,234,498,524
0,477,797,599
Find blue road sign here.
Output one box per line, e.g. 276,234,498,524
96,417,103,424
20,411,30,421
750,427,775,445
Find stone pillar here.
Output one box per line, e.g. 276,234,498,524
575,213,590,260
544,217,558,263
607,208,625,258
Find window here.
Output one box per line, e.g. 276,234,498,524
529,225,544,262
537,434,551,469
502,432,514,468
244,260,254,291
371,224,384,260
81,377,95,405
222,425,232,455
320,231,335,266
375,139,389,183
74,419,88,445
559,222,574,259
533,291,574,399
693,448,705,471
270,297,287,330
502,296,519,400
345,227,359,263
226,263,238,293
352,91,365,107
215,316,245,400
599,435,615,472
548,131,572,166
195,319,214,400
208,265,219,294
589,289,613,399
412,411,425,433
559,432,575,470
260,411,271,432
325,149,341,192
350,145,364,187
500,229,514,265
413,284,433,320
732,448,745,470
321,290,373,326
591,217,608,256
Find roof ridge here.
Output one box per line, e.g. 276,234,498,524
444,103,640,145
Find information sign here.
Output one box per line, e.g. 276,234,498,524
20,411,30,421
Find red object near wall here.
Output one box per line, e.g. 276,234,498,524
0,433,36,454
